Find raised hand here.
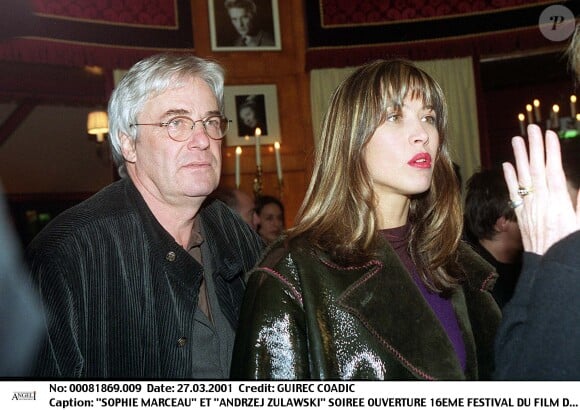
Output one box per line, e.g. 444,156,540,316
502,124,580,254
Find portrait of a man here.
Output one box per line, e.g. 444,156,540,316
209,0,281,51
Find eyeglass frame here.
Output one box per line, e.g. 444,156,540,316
129,114,231,141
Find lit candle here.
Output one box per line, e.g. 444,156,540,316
235,146,242,189
552,104,559,128
570,95,577,118
518,113,525,136
526,104,533,124
576,113,580,123
254,127,261,167
533,99,541,123
274,142,283,183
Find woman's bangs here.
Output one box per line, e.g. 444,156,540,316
382,67,439,110
406,71,438,108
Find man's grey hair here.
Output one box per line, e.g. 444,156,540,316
107,53,225,178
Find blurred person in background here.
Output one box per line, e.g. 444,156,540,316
0,185,43,377
210,187,256,228
253,195,284,245
464,168,523,309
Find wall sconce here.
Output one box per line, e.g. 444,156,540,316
87,110,109,143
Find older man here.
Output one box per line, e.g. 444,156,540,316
26,54,264,378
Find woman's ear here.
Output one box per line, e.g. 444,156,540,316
120,133,137,163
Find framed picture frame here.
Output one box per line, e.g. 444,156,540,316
224,84,280,146
208,0,281,51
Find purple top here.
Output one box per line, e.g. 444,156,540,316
381,224,467,372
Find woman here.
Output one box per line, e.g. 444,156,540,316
231,59,500,380
253,195,284,245
237,95,268,136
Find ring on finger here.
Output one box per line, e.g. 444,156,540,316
517,186,534,197
509,198,524,209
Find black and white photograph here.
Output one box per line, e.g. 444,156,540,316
208,0,281,51
224,84,280,146
235,94,268,136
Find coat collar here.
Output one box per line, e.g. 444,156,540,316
304,239,495,380
124,178,242,282
199,200,244,281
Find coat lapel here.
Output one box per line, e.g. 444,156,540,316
333,244,467,380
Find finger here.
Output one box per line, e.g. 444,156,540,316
545,130,567,193
502,161,521,202
512,135,531,189
527,124,547,192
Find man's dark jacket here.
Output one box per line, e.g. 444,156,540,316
25,178,263,378
495,231,580,380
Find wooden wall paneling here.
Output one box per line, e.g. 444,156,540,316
196,0,312,227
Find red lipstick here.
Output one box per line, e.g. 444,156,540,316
408,153,432,168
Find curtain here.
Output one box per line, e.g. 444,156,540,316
309,57,480,187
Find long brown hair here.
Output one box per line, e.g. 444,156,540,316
288,59,463,292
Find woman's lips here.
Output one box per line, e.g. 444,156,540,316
408,153,432,168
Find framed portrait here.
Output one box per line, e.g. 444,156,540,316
224,84,280,146
208,0,281,51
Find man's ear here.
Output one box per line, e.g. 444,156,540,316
120,133,137,163
495,216,509,233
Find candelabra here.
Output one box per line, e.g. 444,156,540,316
253,165,263,199
518,96,579,139
277,179,284,200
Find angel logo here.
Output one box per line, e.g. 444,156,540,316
12,391,36,400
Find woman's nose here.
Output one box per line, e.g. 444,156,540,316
409,120,430,145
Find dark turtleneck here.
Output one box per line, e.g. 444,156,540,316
380,224,467,372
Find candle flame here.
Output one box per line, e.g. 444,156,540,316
274,142,280,149
571,95,577,103
235,146,242,155
526,104,532,112
533,99,540,107
255,127,262,136
518,113,525,121
552,104,559,113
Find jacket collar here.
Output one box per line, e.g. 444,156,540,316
199,200,244,281
308,239,495,380
123,178,241,282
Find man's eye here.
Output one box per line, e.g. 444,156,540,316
205,117,220,128
387,114,400,122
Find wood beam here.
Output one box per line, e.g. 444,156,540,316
0,100,37,146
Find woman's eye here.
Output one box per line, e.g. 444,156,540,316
387,113,400,122
422,115,436,124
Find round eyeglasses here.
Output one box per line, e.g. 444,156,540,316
130,115,231,141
